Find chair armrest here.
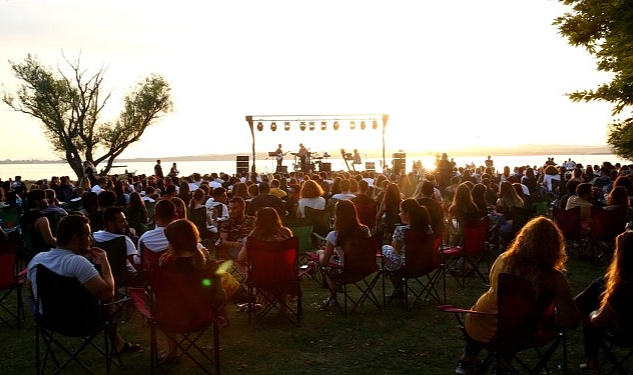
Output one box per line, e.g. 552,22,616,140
437,304,496,316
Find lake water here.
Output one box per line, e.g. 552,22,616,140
1,153,629,181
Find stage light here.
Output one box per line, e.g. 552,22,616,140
360,120,366,130
372,119,378,129
350,121,356,130
284,121,291,131
309,121,315,131
299,121,307,131
256,121,264,131
333,121,339,130
270,122,277,131
320,121,327,130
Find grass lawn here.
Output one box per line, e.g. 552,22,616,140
0,251,607,375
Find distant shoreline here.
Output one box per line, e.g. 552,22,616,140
1,144,614,164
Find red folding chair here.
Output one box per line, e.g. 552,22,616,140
441,217,490,286
0,235,26,328
130,264,222,374
553,206,584,256
322,234,384,316
588,206,628,263
245,236,306,326
386,231,444,308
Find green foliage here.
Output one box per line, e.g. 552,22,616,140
554,0,633,161
2,53,173,178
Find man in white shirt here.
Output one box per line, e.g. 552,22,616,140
138,199,176,254
91,206,139,275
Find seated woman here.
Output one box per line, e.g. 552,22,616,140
382,198,433,273
447,183,481,246
317,200,370,305
575,230,633,371
236,207,293,264
455,217,579,375
159,219,233,362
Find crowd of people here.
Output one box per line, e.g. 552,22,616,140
2,153,633,371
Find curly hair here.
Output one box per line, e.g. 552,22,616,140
601,231,633,309
299,180,324,199
503,216,567,284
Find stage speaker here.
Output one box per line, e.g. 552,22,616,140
392,159,406,174
365,162,376,172
392,152,406,159
275,165,288,174
236,155,249,175
319,162,331,172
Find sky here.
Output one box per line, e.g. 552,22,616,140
0,0,617,161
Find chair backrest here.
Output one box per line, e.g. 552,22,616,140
462,217,489,254
43,211,63,236
353,196,377,229
150,264,220,333
288,225,315,252
0,207,22,228
340,234,381,284
553,206,582,241
591,206,628,243
145,201,156,229
35,264,103,337
93,236,128,289
401,230,441,278
305,206,333,236
0,238,19,289
140,243,166,273
510,206,536,234
493,273,556,351
246,236,299,296
189,206,208,235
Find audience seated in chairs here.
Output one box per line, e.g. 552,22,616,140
575,230,633,373
19,189,57,260
27,215,140,361
453,217,579,375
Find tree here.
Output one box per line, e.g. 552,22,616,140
554,1,633,160
3,53,173,179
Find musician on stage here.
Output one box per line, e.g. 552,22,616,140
298,143,309,172
275,143,284,171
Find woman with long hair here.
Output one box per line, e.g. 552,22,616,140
376,182,403,243
125,192,148,235
232,182,249,200
455,217,579,374
382,199,432,273
171,197,187,220
318,200,370,268
237,207,293,263
576,231,633,371
447,182,481,246
297,179,326,218
177,181,192,206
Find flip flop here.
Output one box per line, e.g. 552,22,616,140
118,342,142,354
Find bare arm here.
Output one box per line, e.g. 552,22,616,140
553,271,581,329
83,247,115,302
34,216,56,246
319,240,335,266
590,302,617,330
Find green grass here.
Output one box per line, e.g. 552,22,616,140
0,253,607,375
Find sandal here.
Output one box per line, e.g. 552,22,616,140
117,342,142,354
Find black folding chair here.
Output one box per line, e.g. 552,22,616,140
34,264,121,375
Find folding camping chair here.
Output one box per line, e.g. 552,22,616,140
0,234,26,328
441,217,491,286
386,231,444,308
245,236,307,326
321,234,384,316
130,263,223,374
438,273,567,374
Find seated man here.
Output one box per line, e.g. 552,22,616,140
218,197,255,259
92,206,139,281
246,182,284,217
138,199,177,258
565,182,594,231
27,214,140,354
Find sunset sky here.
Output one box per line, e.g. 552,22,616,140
0,0,617,161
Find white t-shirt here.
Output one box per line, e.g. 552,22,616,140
92,230,138,270
28,248,99,298
297,197,326,218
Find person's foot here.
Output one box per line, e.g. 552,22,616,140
579,357,598,372
116,342,142,354
455,359,480,375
